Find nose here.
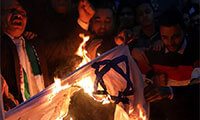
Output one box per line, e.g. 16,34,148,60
100,22,105,28
169,38,175,45
12,9,26,18
12,12,23,20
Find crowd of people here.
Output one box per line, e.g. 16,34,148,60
1,0,199,119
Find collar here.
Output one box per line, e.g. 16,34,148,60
4,32,25,48
4,32,15,40
165,38,187,54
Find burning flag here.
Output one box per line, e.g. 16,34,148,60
4,34,147,120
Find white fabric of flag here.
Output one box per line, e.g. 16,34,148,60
5,45,147,120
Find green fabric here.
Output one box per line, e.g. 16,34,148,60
25,41,41,75
23,68,31,99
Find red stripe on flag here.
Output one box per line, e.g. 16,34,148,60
152,64,193,81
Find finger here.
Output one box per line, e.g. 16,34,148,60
28,33,33,39
24,32,28,37
30,33,38,40
127,38,134,44
145,87,156,99
29,34,35,40
27,32,32,40
145,91,157,102
145,88,159,101
84,0,95,15
91,39,102,46
147,94,161,102
96,43,102,48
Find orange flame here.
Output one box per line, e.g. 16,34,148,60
75,33,110,104
75,33,94,96
76,33,91,68
53,33,111,119
137,104,147,120
49,77,71,102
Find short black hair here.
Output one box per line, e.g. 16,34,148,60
89,0,116,13
117,0,136,15
159,7,185,29
133,0,154,14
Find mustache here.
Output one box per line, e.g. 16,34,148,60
12,15,23,21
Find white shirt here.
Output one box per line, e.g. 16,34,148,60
5,33,45,100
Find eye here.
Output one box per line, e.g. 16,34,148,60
8,8,17,13
105,18,111,23
94,18,101,23
18,10,27,17
8,8,26,17
172,34,181,39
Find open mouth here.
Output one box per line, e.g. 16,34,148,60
11,15,23,26
12,20,22,26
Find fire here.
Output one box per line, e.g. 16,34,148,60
52,33,111,120
75,33,110,104
137,104,147,120
76,76,94,96
75,33,93,95
53,77,62,94
76,33,91,67
50,77,72,120
49,77,71,102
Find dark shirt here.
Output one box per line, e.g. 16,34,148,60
128,28,161,51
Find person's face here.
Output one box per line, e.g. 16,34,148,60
160,25,184,52
90,8,114,37
119,7,135,28
1,0,27,38
51,0,72,14
136,3,154,27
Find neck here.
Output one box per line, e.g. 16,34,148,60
142,23,156,37
4,31,21,39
